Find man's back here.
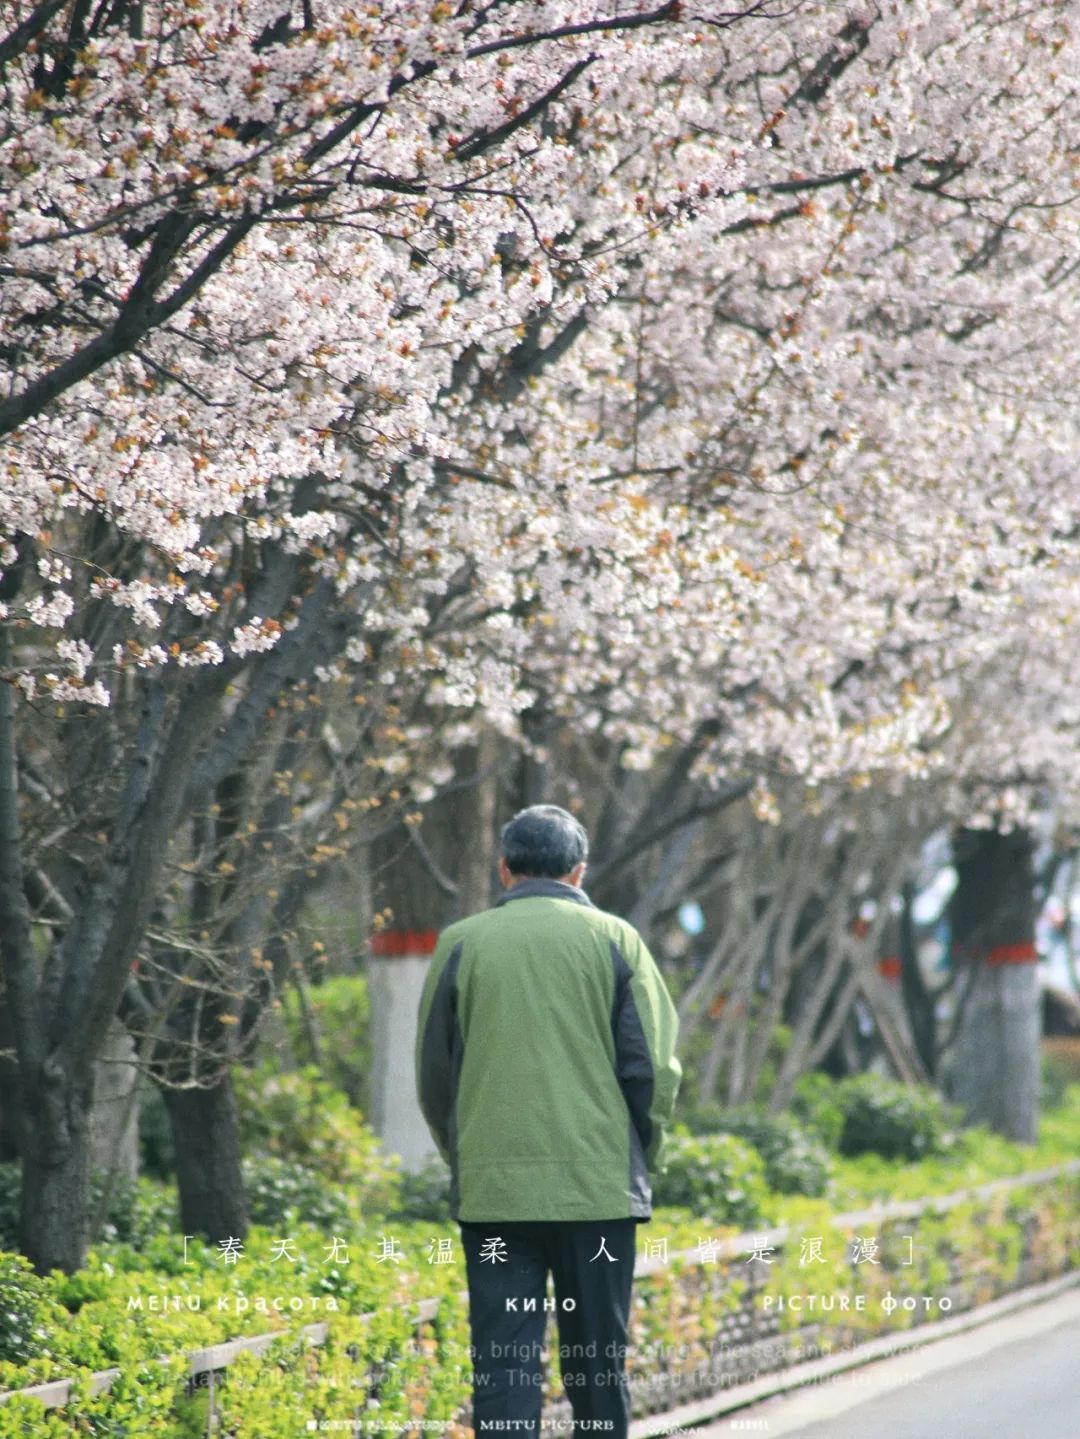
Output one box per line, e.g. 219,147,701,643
415,876,681,1223
413,805,682,1439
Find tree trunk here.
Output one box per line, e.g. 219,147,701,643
18,1060,95,1275
899,879,937,1080
459,733,500,918
0,987,22,1161
365,743,502,1165
163,1077,248,1242
948,826,1040,1143
88,1016,140,1184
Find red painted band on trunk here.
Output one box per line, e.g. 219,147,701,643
878,956,901,982
986,941,1038,967
370,928,439,957
954,940,1038,966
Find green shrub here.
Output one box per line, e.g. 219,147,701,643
726,1111,832,1197
242,1154,356,1230
679,1100,724,1136
790,1071,846,1149
89,1170,179,1249
0,1252,65,1366
652,1131,768,1227
0,1392,76,1438
234,1064,400,1216
681,1104,832,1197
277,974,371,1111
391,1156,453,1222
834,1074,959,1160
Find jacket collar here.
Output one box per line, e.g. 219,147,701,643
496,877,595,908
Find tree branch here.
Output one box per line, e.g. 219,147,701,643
454,56,595,163
0,0,68,70
466,3,683,59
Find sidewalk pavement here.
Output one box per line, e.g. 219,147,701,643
628,1272,1080,1439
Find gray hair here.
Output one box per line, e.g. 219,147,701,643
500,805,589,879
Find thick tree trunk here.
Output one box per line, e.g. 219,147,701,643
163,1077,248,1242
88,1016,140,1184
949,826,1040,1143
899,879,938,1080
0,987,22,1161
19,1061,95,1275
366,743,502,1166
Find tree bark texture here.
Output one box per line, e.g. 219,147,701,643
163,1076,249,1243
949,826,1040,1143
18,1059,95,1274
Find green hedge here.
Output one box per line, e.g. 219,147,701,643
685,1105,832,1197
234,1063,400,1212
1,1087,1078,1436
790,1071,961,1160
277,974,372,1112
652,1131,770,1226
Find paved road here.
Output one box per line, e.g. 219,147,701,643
696,1285,1080,1439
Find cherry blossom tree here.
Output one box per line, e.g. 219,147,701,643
2,0,775,1273
3,0,1080,1273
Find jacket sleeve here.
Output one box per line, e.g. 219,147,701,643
413,933,464,1165
612,925,682,1173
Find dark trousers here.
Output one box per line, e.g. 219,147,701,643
459,1218,638,1439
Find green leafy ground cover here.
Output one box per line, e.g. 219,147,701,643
1,1077,1078,1437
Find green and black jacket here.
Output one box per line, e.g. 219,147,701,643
414,878,681,1222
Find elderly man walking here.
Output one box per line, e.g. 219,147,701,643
415,804,681,1439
